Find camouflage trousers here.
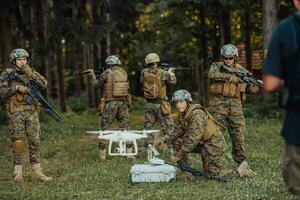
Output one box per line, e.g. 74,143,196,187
172,131,226,175
144,102,174,145
99,100,130,150
8,109,41,166
210,96,246,164
283,143,300,197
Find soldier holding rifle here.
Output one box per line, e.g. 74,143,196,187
0,48,52,182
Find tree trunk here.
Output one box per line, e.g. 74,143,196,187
200,2,209,106
42,0,54,99
219,8,231,47
244,6,252,71
263,0,277,52
0,1,12,67
56,43,67,112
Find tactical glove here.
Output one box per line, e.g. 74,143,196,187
22,64,33,77
16,85,29,94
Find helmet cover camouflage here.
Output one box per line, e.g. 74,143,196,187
145,53,160,64
172,89,193,102
105,55,121,65
220,44,238,58
9,48,29,63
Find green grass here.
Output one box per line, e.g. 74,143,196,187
0,97,297,200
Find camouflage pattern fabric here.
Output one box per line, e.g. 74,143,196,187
208,62,258,165
8,110,41,165
99,101,130,150
140,66,176,86
172,106,226,175
144,102,174,145
90,66,130,150
141,65,176,145
0,67,47,167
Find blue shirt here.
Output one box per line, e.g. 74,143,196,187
263,13,300,146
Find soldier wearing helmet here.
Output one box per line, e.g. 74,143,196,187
140,52,177,159
87,55,131,160
0,48,52,182
208,44,260,177
169,89,226,180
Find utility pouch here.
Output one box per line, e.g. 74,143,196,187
160,99,171,115
5,104,11,118
127,94,132,107
240,83,247,93
222,82,230,96
99,98,106,113
209,83,223,95
228,83,237,97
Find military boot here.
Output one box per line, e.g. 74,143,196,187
99,149,107,160
237,161,256,177
31,164,52,181
13,165,24,183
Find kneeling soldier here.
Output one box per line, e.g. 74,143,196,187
169,89,226,180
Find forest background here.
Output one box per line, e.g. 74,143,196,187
0,0,292,115
0,0,296,199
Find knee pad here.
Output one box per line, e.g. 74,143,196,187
13,140,25,155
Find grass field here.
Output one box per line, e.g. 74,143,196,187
0,97,297,200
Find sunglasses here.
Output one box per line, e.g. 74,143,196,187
222,56,234,61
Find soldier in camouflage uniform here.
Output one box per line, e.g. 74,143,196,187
208,44,260,177
170,90,226,179
87,55,130,160
0,48,52,182
140,53,176,150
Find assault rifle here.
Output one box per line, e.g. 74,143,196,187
81,66,106,79
165,162,230,183
8,72,62,122
160,63,190,71
221,64,263,88
145,144,230,183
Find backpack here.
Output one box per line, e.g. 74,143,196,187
112,68,129,97
143,69,162,99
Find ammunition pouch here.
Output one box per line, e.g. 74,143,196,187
126,94,132,107
5,102,36,118
210,82,245,99
160,97,171,115
99,98,106,113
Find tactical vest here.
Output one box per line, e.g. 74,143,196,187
209,62,247,100
5,69,36,116
180,104,220,142
143,68,166,100
103,66,129,101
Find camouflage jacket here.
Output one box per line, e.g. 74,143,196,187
0,67,47,100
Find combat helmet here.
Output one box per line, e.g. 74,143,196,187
145,53,160,64
9,48,29,63
172,89,193,102
105,55,121,65
220,44,238,58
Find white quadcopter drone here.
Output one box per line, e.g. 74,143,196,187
86,130,160,156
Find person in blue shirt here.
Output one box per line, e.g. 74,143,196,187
263,0,300,197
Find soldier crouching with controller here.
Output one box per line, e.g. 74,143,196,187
168,89,226,180
0,48,52,182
